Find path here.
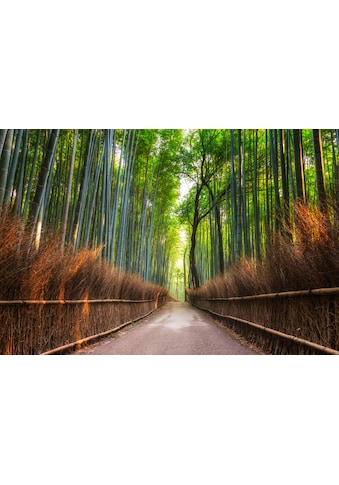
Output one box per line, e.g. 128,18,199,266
77,302,259,355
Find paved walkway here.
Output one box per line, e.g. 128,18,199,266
77,302,259,355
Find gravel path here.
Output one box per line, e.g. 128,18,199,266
77,301,259,355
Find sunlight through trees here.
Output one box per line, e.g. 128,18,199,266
1,128,338,299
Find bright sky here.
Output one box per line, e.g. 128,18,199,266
179,176,193,203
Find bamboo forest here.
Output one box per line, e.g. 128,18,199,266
1,128,339,354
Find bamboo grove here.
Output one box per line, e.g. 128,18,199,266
0,129,183,290
1,128,339,296
179,129,339,289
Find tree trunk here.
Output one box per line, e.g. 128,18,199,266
253,129,261,259
230,129,238,261
0,129,14,208
292,129,306,203
203,180,224,275
13,130,30,216
0,129,8,157
269,129,282,232
312,129,327,213
29,129,59,226
189,185,202,289
4,130,23,206
279,129,290,226
61,129,78,252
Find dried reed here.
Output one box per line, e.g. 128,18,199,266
187,203,339,353
0,212,167,354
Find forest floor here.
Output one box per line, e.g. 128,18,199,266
76,302,264,355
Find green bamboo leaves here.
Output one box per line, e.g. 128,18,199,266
0,129,183,291
1,128,338,294
179,129,339,289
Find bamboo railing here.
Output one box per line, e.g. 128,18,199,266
186,287,339,355
0,294,167,355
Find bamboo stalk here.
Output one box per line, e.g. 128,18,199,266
187,286,339,301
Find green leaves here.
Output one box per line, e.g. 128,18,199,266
1,128,338,296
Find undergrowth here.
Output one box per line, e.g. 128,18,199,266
189,203,339,298
0,213,167,354
187,203,339,353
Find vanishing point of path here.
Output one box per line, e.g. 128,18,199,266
78,302,259,355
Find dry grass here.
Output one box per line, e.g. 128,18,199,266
0,213,167,354
187,203,339,353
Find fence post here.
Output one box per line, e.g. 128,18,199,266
155,291,160,309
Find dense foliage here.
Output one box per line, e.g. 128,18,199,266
178,129,339,289
1,128,338,298
0,129,183,292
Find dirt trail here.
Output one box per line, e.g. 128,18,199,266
77,301,259,355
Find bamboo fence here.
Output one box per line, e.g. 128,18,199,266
186,287,339,355
0,294,167,355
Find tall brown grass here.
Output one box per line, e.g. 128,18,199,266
0,213,167,354
187,203,339,353
188,203,339,297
